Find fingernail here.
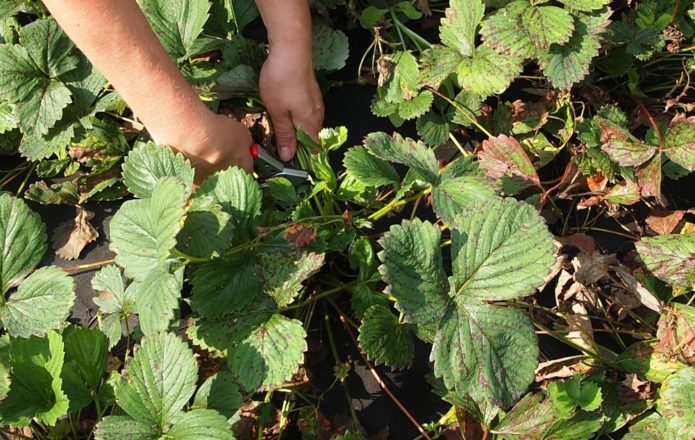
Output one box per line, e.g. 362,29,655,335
278,146,292,161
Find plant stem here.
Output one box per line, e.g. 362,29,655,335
426,87,493,138
62,258,116,273
279,282,357,313
368,187,432,221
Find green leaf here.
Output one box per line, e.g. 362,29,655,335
0,193,47,294
191,254,260,318
95,416,158,439
0,266,75,338
548,376,603,417
378,219,450,325
192,371,243,418
121,142,195,199
664,114,695,171
417,112,450,147
176,197,235,259
363,132,439,184
228,313,307,390
196,166,262,242
130,270,182,336
166,409,234,439
440,0,485,57
557,0,610,12
109,177,187,280
624,412,666,440
494,393,561,438
0,20,79,137
257,249,325,307
432,302,538,410
457,46,523,98
343,146,400,187
231,0,259,32
358,305,414,369
91,265,131,314
657,367,695,439
480,1,540,59
635,234,695,288
538,13,608,90
0,331,69,426
418,46,460,88
61,326,109,412
450,197,555,301
617,340,684,383
138,0,211,60
431,176,497,225
312,20,349,71
382,51,419,104
521,5,575,49
114,333,198,427
398,90,434,120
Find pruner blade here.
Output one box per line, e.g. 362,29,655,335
250,143,311,187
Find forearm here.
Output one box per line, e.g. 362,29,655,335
255,0,313,64
42,0,209,147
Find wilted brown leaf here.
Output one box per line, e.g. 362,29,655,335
284,223,317,249
619,373,654,403
572,252,618,285
535,355,591,383
656,304,695,364
645,210,685,235
561,233,597,254
53,206,99,260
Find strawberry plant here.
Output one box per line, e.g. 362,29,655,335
0,1,694,439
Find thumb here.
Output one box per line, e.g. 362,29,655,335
272,112,297,162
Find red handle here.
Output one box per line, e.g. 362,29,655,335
249,143,260,160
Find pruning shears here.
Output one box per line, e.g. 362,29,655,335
249,143,311,187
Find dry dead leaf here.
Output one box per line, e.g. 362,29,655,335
620,373,654,403
284,223,317,249
416,0,432,16
53,206,99,260
614,269,661,312
572,251,618,285
565,302,596,353
645,209,685,235
535,355,591,382
561,233,597,254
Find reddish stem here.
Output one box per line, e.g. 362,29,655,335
635,99,665,150
337,313,433,440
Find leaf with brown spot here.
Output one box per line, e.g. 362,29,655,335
599,121,656,167
635,233,695,288
664,113,695,171
53,206,98,260
605,179,641,205
283,224,317,249
477,134,541,189
656,303,695,364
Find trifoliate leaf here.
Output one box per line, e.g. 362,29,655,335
610,22,663,61
382,51,419,104
477,134,541,190
0,193,47,294
432,176,497,225
398,90,434,120
658,367,695,439
61,326,109,412
110,178,187,280
521,5,575,49
312,20,349,71
0,266,74,338
176,197,235,259
480,1,539,59
358,305,414,370
548,376,602,416
457,46,523,98
114,333,198,427
130,270,182,336
166,409,234,439
440,0,485,57
419,46,460,88
451,197,555,301
228,313,307,390
190,254,260,318
432,301,538,409
0,331,69,426
363,132,439,184
378,219,450,325
0,20,78,137
192,372,243,418
121,141,194,199
196,166,262,242
256,249,325,307
138,0,211,60
343,146,400,187
635,234,695,288
538,13,608,90
664,114,695,171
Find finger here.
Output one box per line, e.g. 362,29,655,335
271,110,297,161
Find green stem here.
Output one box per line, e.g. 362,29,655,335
426,87,493,137
368,187,432,221
389,10,408,50
391,13,432,51
279,282,357,313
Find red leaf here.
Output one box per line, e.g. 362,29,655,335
477,134,540,188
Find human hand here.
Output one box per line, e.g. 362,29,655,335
259,47,324,161
159,110,253,183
